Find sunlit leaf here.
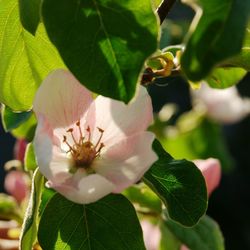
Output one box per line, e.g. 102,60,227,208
20,169,43,250
0,0,65,111
38,193,146,250
206,67,246,89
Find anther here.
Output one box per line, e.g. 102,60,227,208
86,126,91,141
76,120,83,144
67,127,78,145
95,127,104,149
63,135,75,153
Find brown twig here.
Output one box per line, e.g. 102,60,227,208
157,0,177,24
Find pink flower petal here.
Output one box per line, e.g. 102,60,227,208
193,158,221,195
34,116,72,185
33,69,93,128
93,132,157,193
86,86,153,145
14,139,27,162
51,173,115,204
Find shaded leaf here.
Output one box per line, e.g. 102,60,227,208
181,0,250,81
223,28,250,71
18,0,41,34
143,140,207,227
165,215,224,250
1,105,32,132
11,112,37,141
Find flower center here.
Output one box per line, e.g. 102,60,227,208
62,120,105,169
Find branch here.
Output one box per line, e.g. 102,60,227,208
157,0,177,24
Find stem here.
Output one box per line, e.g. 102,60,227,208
157,0,177,24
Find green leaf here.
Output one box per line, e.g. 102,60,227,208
41,0,158,103
143,140,207,227
24,142,37,171
165,215,225,250
38,193,146,250
11,112,37,141
20,169,44,250
223,28,250,71
206,67,246,89
160,221,181,250
0,0,65,111
1,105,32,131
18,0,41,34
181,0,250,81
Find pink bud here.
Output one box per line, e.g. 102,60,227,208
141,220,161,250
4,171,30,203
14,139,27,162
193,158,221,196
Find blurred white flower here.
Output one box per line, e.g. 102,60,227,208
191,83,250,124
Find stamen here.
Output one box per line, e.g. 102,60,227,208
96,142,105,155
67,128,78,145
76,120,83,144
63,135,75,153
94,127,104,149
86,126,91,141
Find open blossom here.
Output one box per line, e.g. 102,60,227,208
33,69,157,204
191,83,250,124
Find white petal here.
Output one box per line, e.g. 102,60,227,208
33,69,93,128
86,86,153,146
51,174,115,204
93,132,158,193
34,116,72,185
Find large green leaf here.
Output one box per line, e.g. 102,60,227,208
0,0,65,111
38,193,146,250
41,0,158,103
143,140,207,227
18,0,41,34
181,0,250,81
165,215,224,250
20,169,43,250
